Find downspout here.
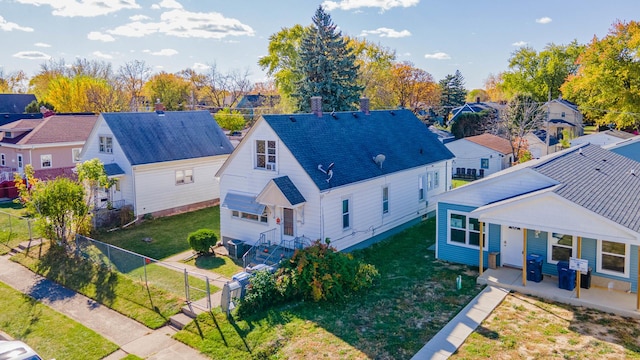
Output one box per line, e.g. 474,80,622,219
320,193,324,242
132,166,138,217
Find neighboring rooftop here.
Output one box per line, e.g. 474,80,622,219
102,110,234,165
465,133,512,155
0,114,98,145
0,94,36,113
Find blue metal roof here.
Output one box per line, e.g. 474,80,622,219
272,176,306,205
263,109,454,191
0,94,36,113
222,192,266,215
102,111,234,165
104,163,125,176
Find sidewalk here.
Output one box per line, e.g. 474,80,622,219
0,253,209,360
411,286,510,360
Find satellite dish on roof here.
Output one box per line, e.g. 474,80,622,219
373,154,385,169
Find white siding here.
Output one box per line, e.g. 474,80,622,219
134,155,227,215
446,139,504,177
80,117,135,210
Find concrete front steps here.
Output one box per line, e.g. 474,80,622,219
169,290,223,330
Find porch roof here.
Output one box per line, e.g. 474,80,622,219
257,176,306,208
104,163,125,177
222,192,266,215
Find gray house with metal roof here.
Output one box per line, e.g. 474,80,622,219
80,110,234,217
436,144,640,302
216,98,455,255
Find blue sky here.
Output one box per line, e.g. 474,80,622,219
1,0,639,90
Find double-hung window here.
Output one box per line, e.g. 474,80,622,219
448,211,485,248
99,136,113,154
175,169,194,185
342,198,351,230
41,154,52,168
256,140,276,170
427,171,439,190
418,176,425,201
548,233,574,263
481,158,489,169
0,153,5,166
598,240,628,277
382,186,389,214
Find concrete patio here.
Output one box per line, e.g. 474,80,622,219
478,267,640,319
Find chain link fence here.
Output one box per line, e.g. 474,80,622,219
75,234,213,310
0,211,34,250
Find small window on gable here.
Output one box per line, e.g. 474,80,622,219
4,131,12,138
99,135,113,154
561,112,566,118
72,148,82,163
41,154,52,168
255,140,276,170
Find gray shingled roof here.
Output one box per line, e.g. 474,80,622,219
262,109,454,191
533,144,640,233
273,176,306,205
0,94,36,113
102,111,234,165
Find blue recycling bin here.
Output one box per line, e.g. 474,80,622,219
526,254,543,282
557,261,576,290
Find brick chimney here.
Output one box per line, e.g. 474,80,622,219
360,97,370,115
310,96,323,117
476,97,480,103
154,99,166,112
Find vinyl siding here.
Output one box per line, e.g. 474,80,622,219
446,140,505,177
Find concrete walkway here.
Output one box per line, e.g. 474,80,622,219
0,253,209,360
411,286,510,360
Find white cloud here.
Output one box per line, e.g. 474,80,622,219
192,62,210,70
92,51,113,59
129,14,151,21
12,51,51,60
107,9,254,39
512,41,527,47
88,31,115,42
0,15,34,32
15,0,140,17
156,0,183,9
359,27,411,38
322,0,419,11
536,17,552,24
34,42,51,47
424,52,450,60
143,48,178,56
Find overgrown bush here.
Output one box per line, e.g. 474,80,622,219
236,240,379,317
187,228,217,254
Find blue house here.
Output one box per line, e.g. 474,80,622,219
436,144,640,295
605,135,640,162
217,97,455,257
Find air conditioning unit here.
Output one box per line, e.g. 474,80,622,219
266,163,276,170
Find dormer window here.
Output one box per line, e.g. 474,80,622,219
256,140,276,171
4,131,12,138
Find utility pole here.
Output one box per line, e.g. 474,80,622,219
545,88,551,155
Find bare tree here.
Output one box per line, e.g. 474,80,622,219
0,69,28,93
117,60,151,111
501,94,546,163
69,58,114,80
199,64,252,109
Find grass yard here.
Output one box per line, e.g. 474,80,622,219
0,281,118,359
95,206,220,260
452,293,640,359
185,255,243,278
11,243,184,329
174,218,485,359
452,179,472,188
0,202,37,255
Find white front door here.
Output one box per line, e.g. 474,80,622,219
16,154,23,173
501,226,524,268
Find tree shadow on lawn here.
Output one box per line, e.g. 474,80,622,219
34,245,118,306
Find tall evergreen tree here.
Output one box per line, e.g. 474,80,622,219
439,70,467,114
292,6,363,112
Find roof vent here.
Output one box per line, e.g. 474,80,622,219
331,111,337,119
578,148,583,155
352,112,358,118
632,169,636,176
317,162,334,183
289,116,296,122
373,154,386,169
390,111,396,116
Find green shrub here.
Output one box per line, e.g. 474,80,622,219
187,228,217,254
236,269,281,318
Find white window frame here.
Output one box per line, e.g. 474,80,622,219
255,139,277,171
231,209,268,224
175,169,194,185
0,153,5,166
546,233,576,265
427,171,439,190
72,148,82,163
99,135,113,154
40,154,52,168
446,210,487,250
597,240,629,278
342,197,352,230
418,175,425,201
382,186,389,214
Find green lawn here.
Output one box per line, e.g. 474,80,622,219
174,218,485,360
185,255,243,278
0,202,36,255
95,206,220,260
452,179,472,188
11,243,184,329
0,281,118,360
